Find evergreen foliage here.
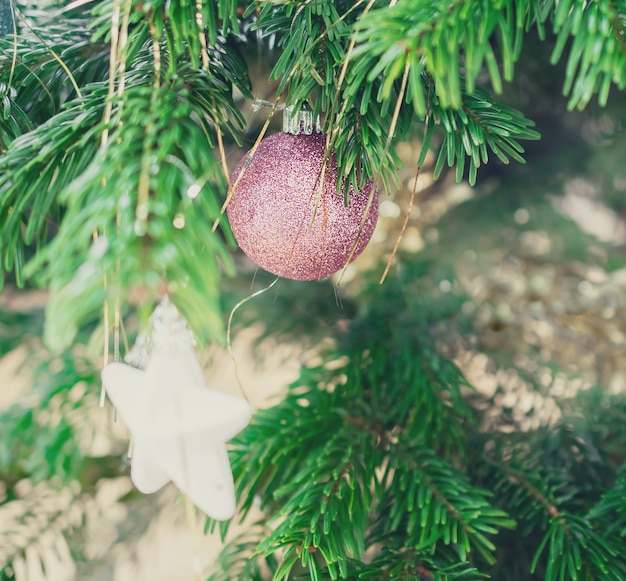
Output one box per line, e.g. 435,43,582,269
0,346,96,487
207,264,626,580
1,0,626,580
0,0,546,342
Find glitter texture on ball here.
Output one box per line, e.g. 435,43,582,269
227,131,378,281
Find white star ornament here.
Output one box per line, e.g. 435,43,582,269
102,343,251,521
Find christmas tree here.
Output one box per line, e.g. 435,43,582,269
1,1,626,580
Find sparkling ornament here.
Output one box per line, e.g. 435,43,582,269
101,297,251,521
227,109,378,281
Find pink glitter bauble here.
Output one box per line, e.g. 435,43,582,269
227,131,378,281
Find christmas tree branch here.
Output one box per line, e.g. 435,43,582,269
209,276,511,577
256,429,373,580
531,512,626,580
348,0,538,112
476,412,626,579
0,87,106,290
355,554,488,580
0,82,32,149
0,12,110,119
0,346,100,486
0,1,251,346
27,77,238,348
430,86,540,185
550,0,626,109
588,461,626,537
375,446,515,566
207,524,280,581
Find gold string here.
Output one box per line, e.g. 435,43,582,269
100,294,109,407
379,161,422,284
226,277,280,402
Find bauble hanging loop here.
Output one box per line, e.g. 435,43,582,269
282,101,321,135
